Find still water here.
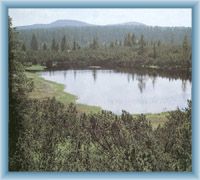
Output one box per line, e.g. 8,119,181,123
40,69,191,114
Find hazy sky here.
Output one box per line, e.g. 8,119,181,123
9,8,192,27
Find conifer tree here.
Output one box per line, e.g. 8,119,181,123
51,38,56,51
30,33,38,50
61,35,66,51
21,43,26,51
138,34,145,55
153,43,157,59
182,35,189,62
43,43,47,50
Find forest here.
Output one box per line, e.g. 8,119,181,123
9,17,192,171
17,21,192,70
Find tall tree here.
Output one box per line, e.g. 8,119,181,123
73,39,77,50
124,33,136,47
138,34,145,55
131,33,136,46
30,33,38,50
43,42,47,50
90,37,99,49
153,43,157,59
61,35,66,51
21,43,26,51
182,35,189,62
51,38,57,51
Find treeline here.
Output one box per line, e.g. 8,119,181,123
9,17,192,172
20,32,191,70
17,25,191,48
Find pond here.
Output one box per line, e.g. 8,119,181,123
40,69,191,114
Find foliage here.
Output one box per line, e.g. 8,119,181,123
17,25,191,48
10,98,191,171
9,17,33,170
18,31,191,70
16,25,192,70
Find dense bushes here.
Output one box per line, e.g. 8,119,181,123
9,98,192,171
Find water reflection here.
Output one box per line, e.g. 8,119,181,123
64,71,67,80
73,70,77,80
182,80,187,93
92,69,97,82
137,75,146,93
151,76,157,89
41,68,191,114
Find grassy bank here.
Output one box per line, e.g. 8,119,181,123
25,64,46,71
26,72,101,114
139,112,169,129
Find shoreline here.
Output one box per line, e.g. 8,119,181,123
25,66,171,127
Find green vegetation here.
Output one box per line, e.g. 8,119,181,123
18,24,191,70
25,64,45,71
134,112,169,129
9,17,192,172
18,24,191,48
10,98,192,171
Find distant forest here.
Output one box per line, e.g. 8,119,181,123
17,25,191,49
15,21,192,70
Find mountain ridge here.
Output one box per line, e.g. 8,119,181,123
16,19,147,29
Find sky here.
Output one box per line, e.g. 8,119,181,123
8,8,192,27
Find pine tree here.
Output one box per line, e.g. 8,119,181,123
61,35,66,51
182,35,189,62
21,43,26,51
43,43,47,50
127,33,132,47
73,40,77,50
30,34,38,50
51,38,56,51
90,37,99,49
138,34,145,55
153,43,157,59
55,42,59,51
110,41,114,48
132,33,136,46
124,33,136,47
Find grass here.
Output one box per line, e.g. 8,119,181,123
26,72,101,114
145,112,169,128
25,65,46,71
132,112,169,129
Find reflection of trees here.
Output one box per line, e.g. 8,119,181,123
127,74,130,83
92,69,97,82
114,67,191,82
151,75,157,89
132,74,135,81
49,70,54,77
182,80,187,93
64,71,67,80
73,70,77,80
137,75,146,93
127,73,135,83
127,73,135,82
